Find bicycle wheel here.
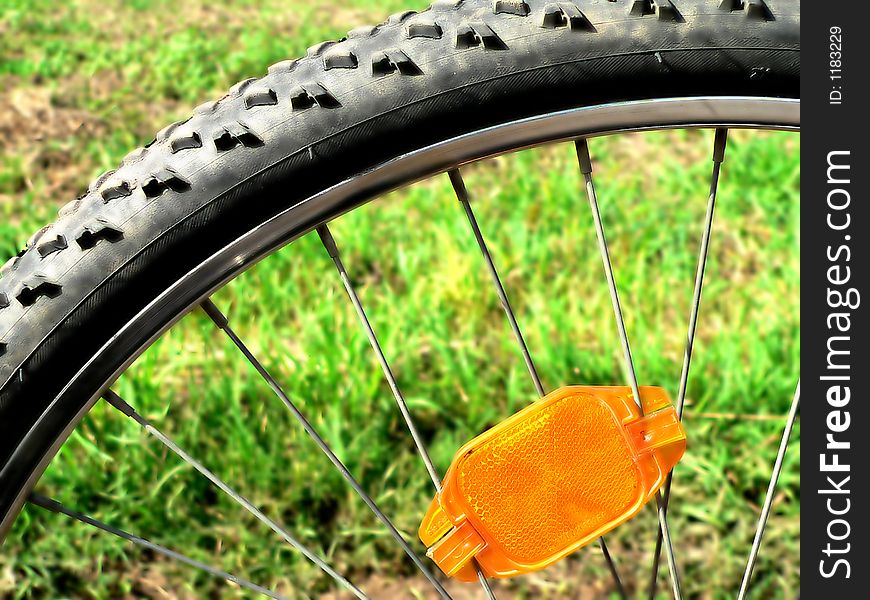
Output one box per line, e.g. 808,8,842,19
1,0,799,597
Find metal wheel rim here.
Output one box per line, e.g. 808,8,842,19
1,96,799,597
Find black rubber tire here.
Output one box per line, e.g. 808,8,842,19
0,0,798,537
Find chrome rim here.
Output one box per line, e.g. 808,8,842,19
3,96,799,599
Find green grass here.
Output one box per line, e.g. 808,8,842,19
1,1,799,599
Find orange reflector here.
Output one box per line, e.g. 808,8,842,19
419,385,686,581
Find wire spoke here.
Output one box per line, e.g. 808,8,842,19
29,493,290,600
449,169,545,397
737,379,800,600
575,139,684,600
317,225,441,489
648,128,728,599
200,299,453,600
316,225,497,600
102,389,368,599
450,168,627,600
597,536,629,600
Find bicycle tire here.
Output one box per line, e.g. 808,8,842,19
0,0,799,538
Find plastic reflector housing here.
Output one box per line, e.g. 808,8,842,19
419,385,686,581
